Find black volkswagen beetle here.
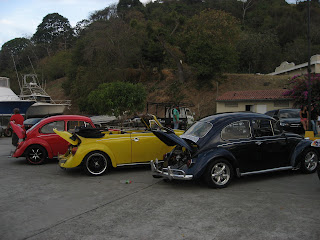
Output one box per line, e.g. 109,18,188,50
151,112,319,188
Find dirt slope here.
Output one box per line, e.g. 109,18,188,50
46,73,290,119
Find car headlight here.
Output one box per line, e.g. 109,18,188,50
280,122,289,127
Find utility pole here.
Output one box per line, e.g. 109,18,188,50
307,0,312,131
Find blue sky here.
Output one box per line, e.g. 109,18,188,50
0,0,299,49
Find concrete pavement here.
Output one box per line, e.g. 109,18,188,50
0,137,319,240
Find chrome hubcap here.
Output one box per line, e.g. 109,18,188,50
29,148,42,162
304,152,318,171
211,163,230,186
86,153,107,175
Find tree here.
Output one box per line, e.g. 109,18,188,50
237,32,282,73
0,38,32,70
85,82,147,117
32,13,74,55
283,74,320,107
180,9,240,83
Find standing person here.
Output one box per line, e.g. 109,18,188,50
300,105,308,132
311,104,318,136
7,108,24,147
172,105,180,129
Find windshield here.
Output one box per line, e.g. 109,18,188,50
279,109,300,119
184,121,212,138
26,120,42,133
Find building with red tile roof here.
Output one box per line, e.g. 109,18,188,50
216,89,294,113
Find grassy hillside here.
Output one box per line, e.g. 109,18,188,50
46,73,290,120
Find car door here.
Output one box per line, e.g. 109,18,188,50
39,120,67,156
131,131,174,163
220,120,260,173
252,119,291,170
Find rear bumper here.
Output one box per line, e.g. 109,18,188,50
150,159,193,180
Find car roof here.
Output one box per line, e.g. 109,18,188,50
39,115,92,124
199,112,273,125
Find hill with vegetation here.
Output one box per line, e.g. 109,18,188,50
0,0,319,118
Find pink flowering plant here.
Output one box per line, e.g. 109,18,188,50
283,74,320,106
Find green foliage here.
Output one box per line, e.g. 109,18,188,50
39,50,72,81
85,81,147,116
237,32,282,73
181,9,240,83
1,0,320,114
32,13,74,54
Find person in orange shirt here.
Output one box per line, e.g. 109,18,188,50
7,108,24,146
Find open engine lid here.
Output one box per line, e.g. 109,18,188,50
53,128,80,146
151,129,194,152
10,122,25,139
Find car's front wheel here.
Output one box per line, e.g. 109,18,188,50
83,151,110,176
25,145,47,165
300,148,318,173
204,159,233,188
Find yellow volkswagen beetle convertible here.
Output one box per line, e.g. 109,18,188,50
54,115,184,176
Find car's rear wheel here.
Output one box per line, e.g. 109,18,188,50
4,128,12,137
204,159,233,188
83,151,110,176
25,145,47,165
300,148,318,173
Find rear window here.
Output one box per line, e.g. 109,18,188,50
184,121,212,138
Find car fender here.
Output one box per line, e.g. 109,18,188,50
75,142,116,167
18,138,53,158
191,148,238,179
291,139,314,167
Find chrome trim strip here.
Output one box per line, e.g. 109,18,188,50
217,138,287,147
116,162,153,167
240,166,293,176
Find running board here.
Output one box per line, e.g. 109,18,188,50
117,160,164,167
240,166,293,176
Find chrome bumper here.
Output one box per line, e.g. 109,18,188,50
150,159,193,180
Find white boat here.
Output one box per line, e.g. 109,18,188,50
0,77,35,115
19,74,71,118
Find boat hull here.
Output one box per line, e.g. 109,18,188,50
26,102,68,118
0,101,35,115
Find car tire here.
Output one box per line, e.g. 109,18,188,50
83,151,110,176
25,145,47,165
4,128,12,137
300,148,318,174
204,158,233,188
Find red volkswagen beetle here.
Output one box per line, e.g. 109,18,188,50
11,115,96,164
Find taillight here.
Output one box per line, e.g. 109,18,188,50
71,147,78,155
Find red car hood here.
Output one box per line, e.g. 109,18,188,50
10,122,26,139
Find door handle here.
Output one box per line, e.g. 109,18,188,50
255,141,262,145
132,137,139,142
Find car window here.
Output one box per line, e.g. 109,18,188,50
279,109,300,118
40,121,64,134
265,110,275,117
67,121,91,133
252,119,273,137
184,121,212,138
221,120,251,140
